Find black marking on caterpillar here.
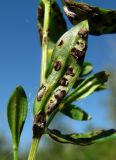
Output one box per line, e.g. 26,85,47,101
46,99,58,115
58,77,69,86
37,85,46,101
65,66,75,77
58,40,64,46
53,61,62,71
33,112,46,138
54,89,67,100
78,29,89,38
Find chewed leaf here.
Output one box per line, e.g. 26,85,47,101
47,128,116,146
60,104,91,121
63,71,109,103
63,0,116,35
80,62,93,77
38,1,67,70
7,86,28,150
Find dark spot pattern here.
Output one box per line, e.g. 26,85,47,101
53,61,62,71
43,35,47,43
59,77,69,86
33,112,46,138
55,89,67,100
38,6,43,21
71,47,85,61
46,99,58,114
37,85,46,101
66,66,75,76
78,29,89,38
58,40,64,46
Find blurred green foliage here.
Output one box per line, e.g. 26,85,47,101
0,134,116,160
108,71,116,126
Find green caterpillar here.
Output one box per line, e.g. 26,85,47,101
33,20,89,131
63,0,116,35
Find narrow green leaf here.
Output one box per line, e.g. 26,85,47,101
63,0,116,35
95,84,108,91
7,86,28,151
38,0,67,71
47,128,116,146
73,79,107,91
63,71,109,103
72,78,84,89
80,62,93,77
60,104,91,121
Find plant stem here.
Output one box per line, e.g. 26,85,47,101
28,138,41,160
13,146,18,160
41,0,51,84
28,1,51,159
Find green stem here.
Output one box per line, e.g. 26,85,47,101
28,1,51,159
41,0,51,84
28,138,41,160
13,146,18,160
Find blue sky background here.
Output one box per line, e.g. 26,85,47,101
0,0,116,154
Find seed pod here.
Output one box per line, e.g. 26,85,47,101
45,20,89,120
63,0,116,35
34,20,88,115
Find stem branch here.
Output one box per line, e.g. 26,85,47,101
28,1,51,159
41,0,51,84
